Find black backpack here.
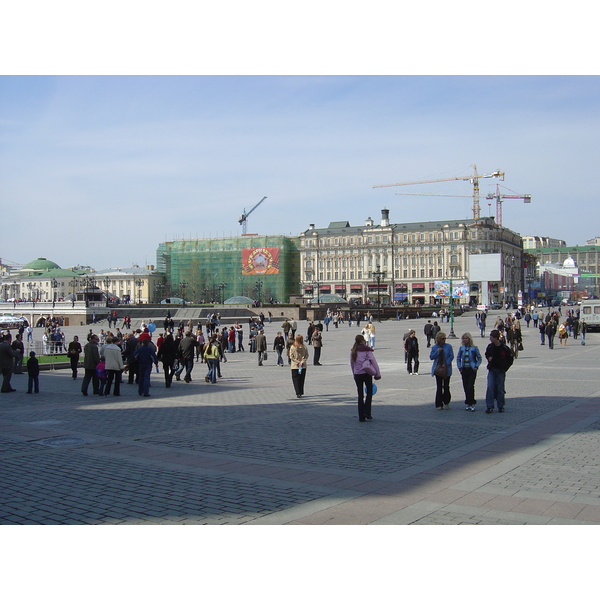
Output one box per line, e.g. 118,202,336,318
500,343,514,371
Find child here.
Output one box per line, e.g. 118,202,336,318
27,351,40,394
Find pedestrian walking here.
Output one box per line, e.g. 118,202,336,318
101,336,124,397
350,334,381,422
311,328,323,365
203,336,220,383
429,331,454,410
26,351,40,394
81,334,101,396
456,332,482,411
289,334,309,398
133,338,158,397
404,329,419,374
67,335,82,379
273,331,286,366
255,330,267,366
484,329,514,413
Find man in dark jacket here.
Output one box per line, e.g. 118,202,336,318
123,333,139,384
484,329,513,414
133,338,158,396
81,334,101,396
179,330,198,383
404,329,420,374
0,334,18,393
26,351,40,394
255,330,267,366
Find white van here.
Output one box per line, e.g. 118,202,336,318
580,299,600,331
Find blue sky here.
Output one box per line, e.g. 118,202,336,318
2,74,599,270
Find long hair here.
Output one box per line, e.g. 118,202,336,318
293,334,304,347
351,334,366,363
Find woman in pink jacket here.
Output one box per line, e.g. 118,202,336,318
350,334,381,422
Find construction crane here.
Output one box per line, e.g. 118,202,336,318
374,164,504,220
486,185,531,226
238,196,267,235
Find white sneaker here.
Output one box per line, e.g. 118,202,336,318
414,372,419,376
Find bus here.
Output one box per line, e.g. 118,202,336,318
580,299,600,331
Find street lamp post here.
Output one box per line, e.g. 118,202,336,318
254,280,263,305
179,280,188,305
71,277,80,307
135,279,143,304
371,264,386,323
154,282,164,304
447,273,457,339
217,282,227,304
103,276,111,307
51,277,58,308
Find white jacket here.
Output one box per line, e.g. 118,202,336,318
101,343,124,371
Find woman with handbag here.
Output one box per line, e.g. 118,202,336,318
350,334,381,422
289,334,309,398
429,331,454,410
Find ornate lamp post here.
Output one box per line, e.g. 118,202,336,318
70,277,80,307
447,268,457,339
217,282,227,304
254,280,263,305
179,280,188,305
371,264,386,323
51,277,58,307
103,276,111,307
154,282,164,304
135,279,144,304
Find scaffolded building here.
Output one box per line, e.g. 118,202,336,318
157,235,301,303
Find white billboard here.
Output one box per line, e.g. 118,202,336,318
469,253,502,282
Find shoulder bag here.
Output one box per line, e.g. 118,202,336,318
434,347,448,379
362,353,377,376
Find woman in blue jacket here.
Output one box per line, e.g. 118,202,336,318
456,332,483,411
429,331,454,410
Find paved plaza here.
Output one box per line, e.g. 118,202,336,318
1,311,599,525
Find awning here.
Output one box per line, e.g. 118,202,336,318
412,283,425,291
367,284,388,291
319,285,331,292
350,285,362,291
334,285,345,292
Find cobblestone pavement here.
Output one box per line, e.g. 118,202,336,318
1,311,599,525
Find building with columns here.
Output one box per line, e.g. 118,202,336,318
298,209,524,307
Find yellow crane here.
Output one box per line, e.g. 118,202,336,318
374,164,504,220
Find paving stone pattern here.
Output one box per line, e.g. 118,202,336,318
1,313,599,525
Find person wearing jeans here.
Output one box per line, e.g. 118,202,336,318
350,334,381,422
429,331,454,410
484,329,513,413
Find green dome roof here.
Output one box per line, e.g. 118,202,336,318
22,257,61,271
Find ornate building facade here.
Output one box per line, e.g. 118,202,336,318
298,209,523,306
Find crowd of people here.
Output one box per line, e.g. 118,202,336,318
0,303,592,425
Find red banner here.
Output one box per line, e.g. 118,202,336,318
242,247,280,275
